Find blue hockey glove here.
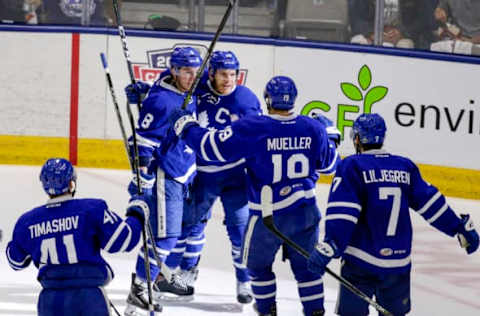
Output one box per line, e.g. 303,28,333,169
456,214,479,254
312,113,342,147
307,239,339,276
125,81,151,104
126,194,151,224
127,171,155,197
169,108,198,137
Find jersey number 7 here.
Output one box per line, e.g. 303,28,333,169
379,187,401,236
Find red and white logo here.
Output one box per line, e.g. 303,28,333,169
132,43,248,85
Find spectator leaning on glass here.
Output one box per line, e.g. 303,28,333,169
349,0,439,50
33,0,110,26
0,0,33,23
349,0,415,48
430,0,480,55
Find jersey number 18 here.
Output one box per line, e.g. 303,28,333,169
271,153,309,183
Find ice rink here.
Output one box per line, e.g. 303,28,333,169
0,165,479,316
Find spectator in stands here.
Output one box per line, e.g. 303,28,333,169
35,0,109,26
348,0,437,49
430,0,480,55
0,0,27,23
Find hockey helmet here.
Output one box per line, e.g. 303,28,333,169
351,113,386,145
170,47,202,69
208,51,239,75
39,158,76,196
263,76,297,111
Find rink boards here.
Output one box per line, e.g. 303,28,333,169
0,26,479,199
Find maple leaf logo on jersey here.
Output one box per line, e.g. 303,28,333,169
132,43,249,85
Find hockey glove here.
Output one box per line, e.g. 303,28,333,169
125,81,151,104
128,171,155,197
126,194,150,225
169,108,198,137
456,214,479,254
312,113,342,147
307,239,339,276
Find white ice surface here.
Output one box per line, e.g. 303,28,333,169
0,165,479,315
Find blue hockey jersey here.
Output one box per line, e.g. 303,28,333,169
137,75,197,184
184,113,340,214
195,81,261,173
324,149,463,274
6,196,142,288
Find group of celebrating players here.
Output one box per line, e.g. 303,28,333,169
6,46,479,316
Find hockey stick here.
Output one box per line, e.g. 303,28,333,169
180,0,237,110
100,52,133,169
260,185,393,316
111,0,175,288
110,3,154,313
101,50,174,281
111,0,141,113
109,300,121,316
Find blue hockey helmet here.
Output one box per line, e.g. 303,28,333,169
39,158,76,196
208,51,239,74
263,76,298,111
170,47,202,68
351,113,386,145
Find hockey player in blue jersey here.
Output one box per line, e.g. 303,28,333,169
307,113,480,316
5,158,154,316
126,50,262,303
163,50,262,303
123,46,202,313
170,76,341,316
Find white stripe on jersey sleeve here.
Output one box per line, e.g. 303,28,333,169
325,214,358,224
209,131,226,162
200,131,212,161
6,246,31,270
426,203,449,224
417,191,441,215
327,201,362,212
118,223,133,252
104,222,130,253
136,134,160,149
316,151,339,174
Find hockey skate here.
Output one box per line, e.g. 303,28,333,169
253,302,277,316
124,273,163,316
153,273,194,302
176,266,199,287
237,281,253,304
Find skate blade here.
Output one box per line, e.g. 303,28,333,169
154,292,194,302
124,303,162,316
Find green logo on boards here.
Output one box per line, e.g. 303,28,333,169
300,65,388,139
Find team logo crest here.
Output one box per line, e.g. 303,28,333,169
132,43,249,85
